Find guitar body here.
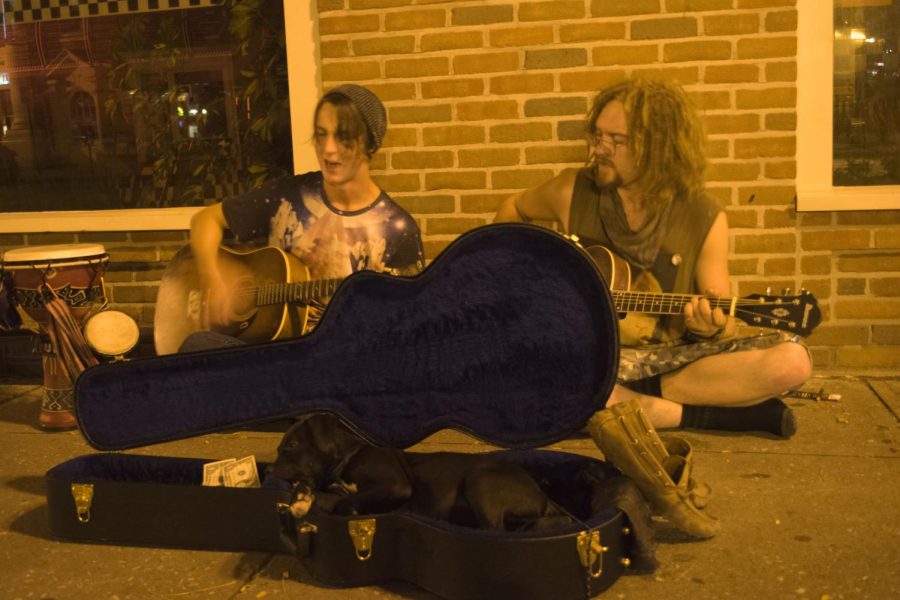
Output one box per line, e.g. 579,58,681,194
583,245,632,291
153,245,309,355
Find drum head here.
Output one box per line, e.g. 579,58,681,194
84,310,140,357
3,243,108,267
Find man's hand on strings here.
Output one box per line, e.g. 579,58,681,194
200,271,231,330
683,288,728,339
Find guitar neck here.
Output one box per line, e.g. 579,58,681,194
255,277,345,306
612,291,735,316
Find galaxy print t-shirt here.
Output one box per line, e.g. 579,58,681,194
222,171,425,329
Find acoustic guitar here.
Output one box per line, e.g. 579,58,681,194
153,245,344,355
584,244,821,337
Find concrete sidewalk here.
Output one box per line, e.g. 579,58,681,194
1,374,898,600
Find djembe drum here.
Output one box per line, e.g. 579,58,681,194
2,244,108,429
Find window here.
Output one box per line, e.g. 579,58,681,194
0,0,320,231
797,0,900,210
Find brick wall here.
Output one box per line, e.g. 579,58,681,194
2,0,898,372
317,0,900,371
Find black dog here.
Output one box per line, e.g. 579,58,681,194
270,413,571,531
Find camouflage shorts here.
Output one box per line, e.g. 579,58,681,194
617,331,808,383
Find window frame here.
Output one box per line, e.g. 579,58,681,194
0,0,321,233
797,0,900,211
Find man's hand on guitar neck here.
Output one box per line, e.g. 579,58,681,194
682,288,731,340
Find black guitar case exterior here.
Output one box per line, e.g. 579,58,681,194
46,223,629,599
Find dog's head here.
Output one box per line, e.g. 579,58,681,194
270,413,364,492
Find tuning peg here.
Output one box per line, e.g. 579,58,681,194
782,287,792,295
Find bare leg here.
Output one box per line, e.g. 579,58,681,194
608,342,812,430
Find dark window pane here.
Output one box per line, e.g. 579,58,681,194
0,3,292,212
833,1,900,187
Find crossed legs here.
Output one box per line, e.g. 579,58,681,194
607,341,812,430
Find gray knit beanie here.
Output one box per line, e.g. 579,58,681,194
326,84,387,153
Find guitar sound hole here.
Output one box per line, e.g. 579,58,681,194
228,275,259,323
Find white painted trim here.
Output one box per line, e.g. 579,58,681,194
0,0,321,233
796,0,900,211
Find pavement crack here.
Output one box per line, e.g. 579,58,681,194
227,553,277,599
863,377,900,422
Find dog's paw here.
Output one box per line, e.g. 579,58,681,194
289,492,315,518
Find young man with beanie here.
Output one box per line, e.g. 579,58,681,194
495,79,811,438
186,84,425,344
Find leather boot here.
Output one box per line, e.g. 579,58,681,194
587,400,720,538
659,436,711,510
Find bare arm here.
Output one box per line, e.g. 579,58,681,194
683,211,735,337
189,203,230,326
493,168,578,232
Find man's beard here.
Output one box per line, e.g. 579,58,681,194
589,158,622,191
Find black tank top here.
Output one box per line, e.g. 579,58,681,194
568,168,721,343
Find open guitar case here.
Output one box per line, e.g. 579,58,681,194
46,223,634,600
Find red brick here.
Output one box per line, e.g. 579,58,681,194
491,73,555,95
421,31,483,52
703,13,759,35
458,148,521,168
707,162,762,182
766,9,798,33
385,9,445,31
423,126,485,146
394,194,455,214
592,45,658,66
391,151,454,169
364,82,416,102
451,4,513,25
490,26,554,48
729,257,759,275
455,52,519,74
460,193,509,213
764,257,796,276
872,326,900,344
592,0,660,17
836,211,900,226
766,61,797,82
837,278,866,295
526,145,586,165
835,346,900,369
835,299,900,320
322,61,380,82
489,122,553,143
736,88,796,109
630,66,699,85
426,216,488,234
425,240,452,260
801,230,871,251
560,69,628,93
353,36,415,56
737,185,796,206
871,278,900,297
319,14,379,35
765,161,796,179
704,64,760,84
734,233,796,254
381,128,418,148
390,104,452,124
687,90,731,110
801,255,831,276
632,17,698,40
737,36,797,59
806,325,869,346
560,22,625,43
734,136,796,159
524,97,586,117
520,0,584,21
764,208,796,228
457,100,519,121
726,209,759,228
663,40,732,62
838,253,900,273
875,230,900,249
765,113,797,131
666,0,731,9
421,79,483,99
371,173,420,192
425,171,487,190
491,169,555,190
525,48,588,70
703,113,759,135
385,57,449,78
111,284,158,303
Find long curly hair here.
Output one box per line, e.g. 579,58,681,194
586,79,707,210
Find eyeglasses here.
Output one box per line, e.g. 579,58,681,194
586,130,629,155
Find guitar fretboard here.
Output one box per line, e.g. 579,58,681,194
613,291,736,315
256,278,344,306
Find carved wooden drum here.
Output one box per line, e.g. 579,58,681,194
2,244,108,429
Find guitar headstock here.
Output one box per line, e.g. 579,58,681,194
737,290,821,337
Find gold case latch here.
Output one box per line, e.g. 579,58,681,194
347,518,376,561
576,530,607,578
71,483,94,524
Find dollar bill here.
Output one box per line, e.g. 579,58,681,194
222,455,260,488
202,458,236,487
